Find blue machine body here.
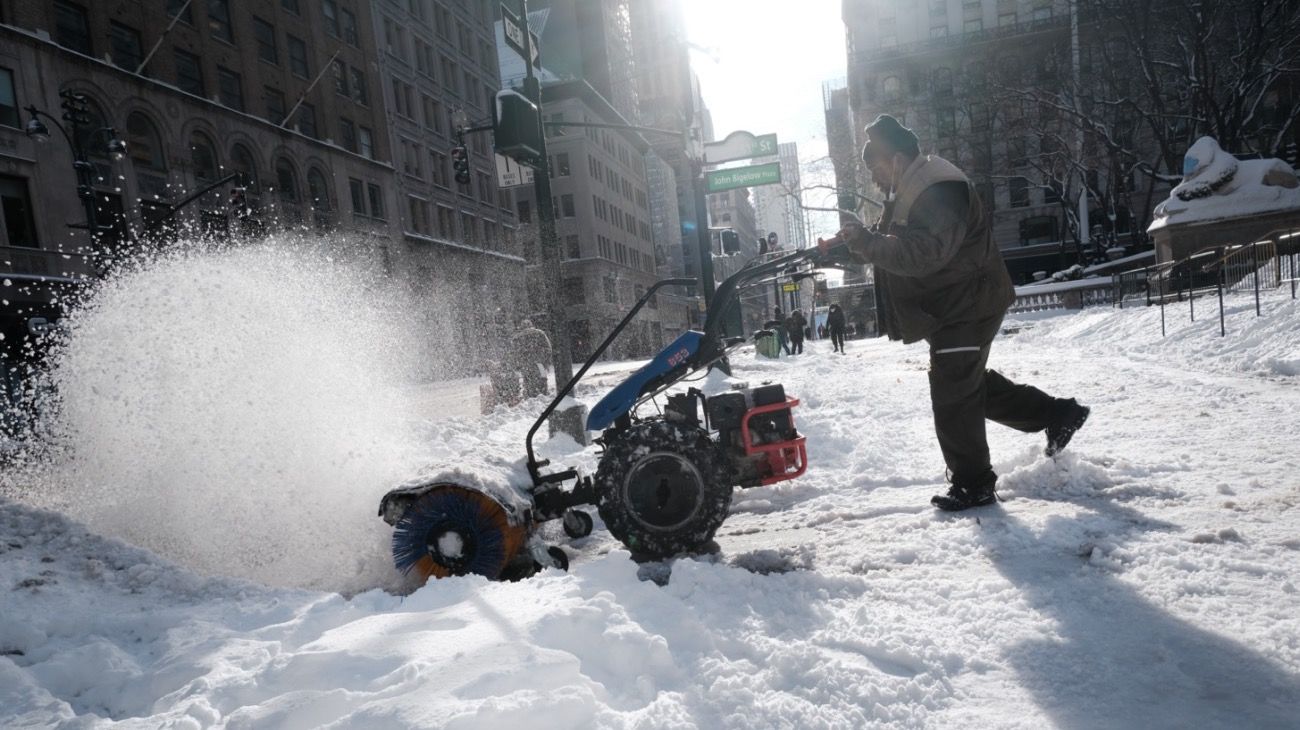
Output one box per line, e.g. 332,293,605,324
586,330,703,431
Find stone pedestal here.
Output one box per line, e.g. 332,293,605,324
548,401,590,446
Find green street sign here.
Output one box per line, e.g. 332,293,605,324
705,162,782,193
704,131,778,164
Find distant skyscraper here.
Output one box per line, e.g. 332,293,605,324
753,142,808,251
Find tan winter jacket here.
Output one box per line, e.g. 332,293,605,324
846,154,1014,344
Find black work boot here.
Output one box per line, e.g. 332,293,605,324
931,470,998,512
1045,398,1091,457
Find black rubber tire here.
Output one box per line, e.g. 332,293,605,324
562,509,594,539
595,420,732,560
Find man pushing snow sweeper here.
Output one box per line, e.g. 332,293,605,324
821,114,1091,511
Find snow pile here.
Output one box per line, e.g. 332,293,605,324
1150,137,1300,231
2,285,1300,727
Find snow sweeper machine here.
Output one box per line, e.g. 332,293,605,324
378,243,848,582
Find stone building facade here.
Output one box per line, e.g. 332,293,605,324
370,0,524,358
509,80,664,361
839,0,1163,283
0,0,523,370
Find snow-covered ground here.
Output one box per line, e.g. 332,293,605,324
3,259,1300,727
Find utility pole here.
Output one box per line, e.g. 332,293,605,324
678,41,716,324
1071,0,1090,260
517,1,573,389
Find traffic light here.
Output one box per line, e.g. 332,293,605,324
451,145,470,185
720,229,740,254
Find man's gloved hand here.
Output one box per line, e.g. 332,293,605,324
814,236,853,267
821,219,887,266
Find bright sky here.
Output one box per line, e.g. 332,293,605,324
682,0,849,241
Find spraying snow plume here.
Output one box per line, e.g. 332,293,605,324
14,235,446,592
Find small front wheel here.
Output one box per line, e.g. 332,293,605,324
562,509,594,539
595,420,732,560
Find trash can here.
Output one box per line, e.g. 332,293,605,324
754,329,781,359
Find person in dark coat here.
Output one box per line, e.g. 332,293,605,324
827,304,847,353
770,306,792,356
823,114,1090,511
786,309,807,354
510,318,552,398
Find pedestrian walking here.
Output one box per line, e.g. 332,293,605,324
827,304,847,353
786,309,807,354
510,318,553,399
821,114,1090,511
770,306,792,356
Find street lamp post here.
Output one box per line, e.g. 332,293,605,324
24,89,127,276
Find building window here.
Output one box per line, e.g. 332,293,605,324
517,199,532,223
1009,177,1029,208
110,22,144,71
174,48,204,96
367,183,385,220
933,67,952,96
882,76,901,101
1019,215,1058,245
295,103,317,138
565,234,580,259
126,112,166,171
431,150,447,186
1042,181,1065,206
930,24,948,38
308,168,331,211
254,18,278,64
275,158,298,202
281,0,299,13
264,86,286,123
350,67,368,105
229,143,259,194
322,0,339,36
340,8,359,45
0,68,18,128
332,59,349,97
208,0,233,43
0,175,38,248
349,178,365,217
556,153,571,176
424,96,443,133
561,194,575,218
339,118,356,153
54,1,91,54
408,196,428,234
1032,0,1052,21
217,66,243,110
358,126,374,158
461,213,478,244
287,35,309,78
437,205,454,237
189,131,219,182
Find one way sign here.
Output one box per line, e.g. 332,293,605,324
501,5,540,68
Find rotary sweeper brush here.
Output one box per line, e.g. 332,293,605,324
379,242,852,583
